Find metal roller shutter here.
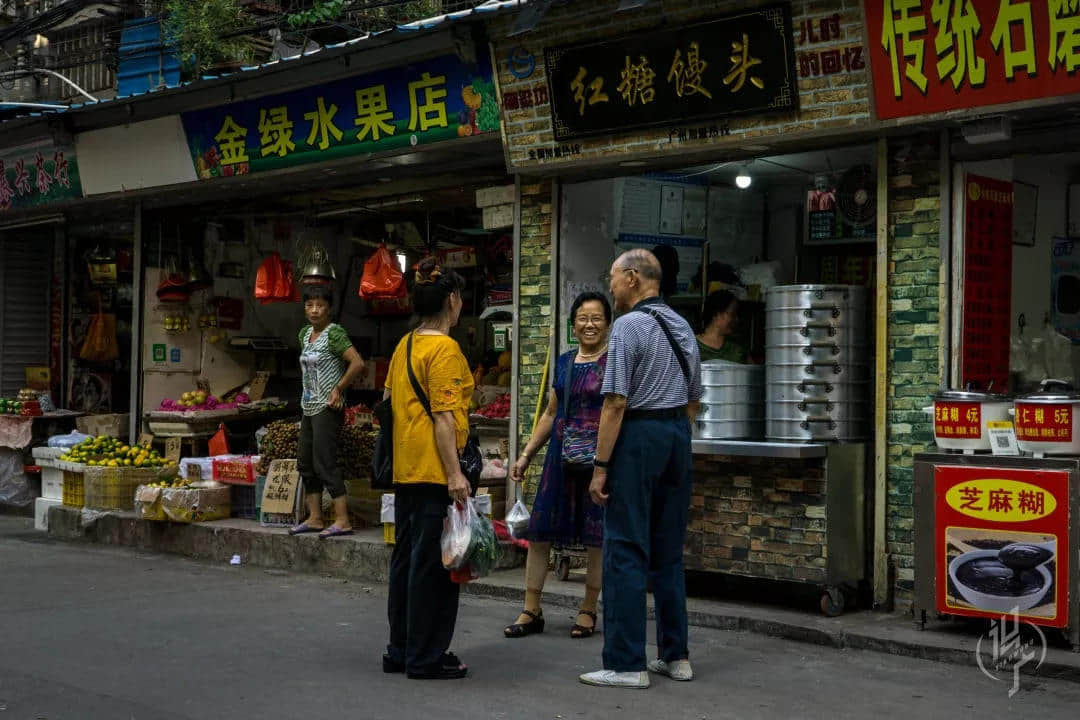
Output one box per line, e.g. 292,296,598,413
0,234,52,397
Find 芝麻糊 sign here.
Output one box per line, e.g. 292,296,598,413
0,143,82,212
180,54,498,179
543,3,798,141
934,465,1069,628
865,0,1080,120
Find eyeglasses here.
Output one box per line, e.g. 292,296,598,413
601,267,638,283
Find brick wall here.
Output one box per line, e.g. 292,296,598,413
687,454,828,583
488,0,873,172
516,179,554,500
886,133,942,609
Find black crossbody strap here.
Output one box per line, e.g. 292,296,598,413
637,309,692,385
406,332,434,420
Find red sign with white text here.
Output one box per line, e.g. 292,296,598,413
1015,403,1074,443
935,401,982,439
961,174,1012,393
864,0,1080,120
935,465,1069,628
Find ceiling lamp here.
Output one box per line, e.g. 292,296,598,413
735,164,753,189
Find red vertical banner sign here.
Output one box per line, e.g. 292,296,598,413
935,465,1069,628
962,174,1012,392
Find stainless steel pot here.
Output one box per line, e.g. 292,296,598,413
1013,381,1080,456
768,399,867,424
765,284,868,314
702,385,764,404
766,362,868,384
765,321,867,349
766,342,865,365
696,418,765,440
698,402,764,422
766,417,866,441
925,389,1011,453
766,380,869,403
701,360,763,386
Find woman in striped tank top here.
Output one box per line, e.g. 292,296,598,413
289,284,365,539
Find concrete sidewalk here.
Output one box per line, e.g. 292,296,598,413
42,505,1080,683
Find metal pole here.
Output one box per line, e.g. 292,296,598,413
129,202,143,444
873,137,889,608
508,175,522,507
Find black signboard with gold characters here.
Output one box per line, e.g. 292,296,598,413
544,3,798,141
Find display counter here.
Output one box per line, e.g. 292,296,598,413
913,453,1080,647
692,439,827,459
687,441,866,615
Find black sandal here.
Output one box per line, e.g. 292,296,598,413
504,609,545,638
571,610,597,639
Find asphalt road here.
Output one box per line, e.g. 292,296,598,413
2,516,1079,720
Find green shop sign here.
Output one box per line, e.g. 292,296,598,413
0,143,83,212
180,53,498,178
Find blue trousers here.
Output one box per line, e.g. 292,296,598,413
602,415,692,672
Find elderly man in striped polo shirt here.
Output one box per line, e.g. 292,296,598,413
579,248,702,690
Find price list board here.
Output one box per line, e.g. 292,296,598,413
961,174,1013,392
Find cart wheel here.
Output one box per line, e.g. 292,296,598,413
557,556,571,581
820,587,845,617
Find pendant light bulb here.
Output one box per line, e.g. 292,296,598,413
735,164,752,189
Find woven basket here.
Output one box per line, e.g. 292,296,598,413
84,466,178,511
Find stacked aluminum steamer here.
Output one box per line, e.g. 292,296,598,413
765,285,868,441
696,361,765,440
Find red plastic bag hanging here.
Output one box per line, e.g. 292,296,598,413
208,424,230,456
359,244,405,300
255,252,284,303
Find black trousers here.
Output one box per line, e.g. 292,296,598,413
298,408,345,499
387,483,460,673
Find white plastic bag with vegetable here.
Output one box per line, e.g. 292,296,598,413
441,500,475,570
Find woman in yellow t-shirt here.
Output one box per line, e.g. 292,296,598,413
382,257,474,681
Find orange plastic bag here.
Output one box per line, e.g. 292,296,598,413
255,252,284,303
208,424,230,456
80,302,119,363
359,244,405,299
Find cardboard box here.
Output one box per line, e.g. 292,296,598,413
25,366,50,390
76,413,130,439
482,204,514,230
475,185,515,208
35,497,61,531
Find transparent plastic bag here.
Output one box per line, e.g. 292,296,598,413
441,501,474,570
506,497,530,539
465,508,498,579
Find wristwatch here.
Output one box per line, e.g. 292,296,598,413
593,458,610,469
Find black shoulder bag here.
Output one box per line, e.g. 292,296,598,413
370,394,395,490
404,332,482,496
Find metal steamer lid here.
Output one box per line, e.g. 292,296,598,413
1017,380,1080,403
933,389,1011,403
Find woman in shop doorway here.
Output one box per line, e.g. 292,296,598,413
505,292,612,640
384,258,474,680
697,290,746,363
289,285,365,539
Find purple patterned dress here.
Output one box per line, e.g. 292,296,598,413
526,350,607,548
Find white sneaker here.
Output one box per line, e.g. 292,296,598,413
648,659,694,681
578,670,650,689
